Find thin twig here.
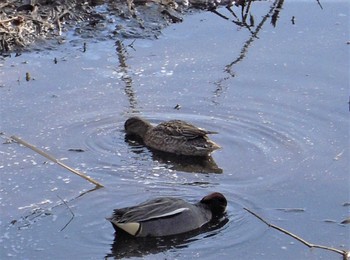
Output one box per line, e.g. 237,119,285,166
10,135,104,187
0,17,21,24
316,0,323,10
244,207,350,259
7,186,101,229
57,195,74,231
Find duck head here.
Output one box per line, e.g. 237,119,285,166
124,117,153,139
200,192,227,217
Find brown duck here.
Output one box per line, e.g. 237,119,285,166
124,116,221,156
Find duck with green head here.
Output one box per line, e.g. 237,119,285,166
106,192,227,237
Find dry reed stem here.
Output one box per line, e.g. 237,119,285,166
10,135,104,188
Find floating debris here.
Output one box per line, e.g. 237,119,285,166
275,208,306,213
68,148,86,152
340,218,350,225
25,72,30,81
174,104,181,110
333,149,345,161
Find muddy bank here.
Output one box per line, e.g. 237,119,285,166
0,0,241,53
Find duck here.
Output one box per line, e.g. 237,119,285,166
106,192,227,237
124,116,221,156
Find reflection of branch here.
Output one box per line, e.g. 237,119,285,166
57,195,75,231
211,76,230,103
244,208,350,259
115,40,138,111
271,0,284,27
212,0,255,35
225,0,284,76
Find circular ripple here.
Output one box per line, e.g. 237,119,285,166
75,189,267,259
63,110,305,187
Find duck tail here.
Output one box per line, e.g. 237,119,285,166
210,141,221,151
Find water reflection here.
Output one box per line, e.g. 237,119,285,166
210,0,256,33
115,40,139,112
113,0,290,106
125,134,223,174
222,0,286,77
212,0,287,104
105,216,229,259
193,0,285,34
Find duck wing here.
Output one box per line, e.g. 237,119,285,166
110,197,190,223
156,120,218,140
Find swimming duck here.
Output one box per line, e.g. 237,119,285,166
124,116,221,156
106,192,227,237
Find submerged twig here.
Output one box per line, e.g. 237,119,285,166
57,195,75,231
244,207,350,259
8,185,101,230
10,135,104,188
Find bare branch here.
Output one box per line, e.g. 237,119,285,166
244,207,349,259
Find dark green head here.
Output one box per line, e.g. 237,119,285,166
200,192,227,217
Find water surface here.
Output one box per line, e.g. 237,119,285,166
0,1,349,259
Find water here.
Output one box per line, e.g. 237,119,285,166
0,1,349,259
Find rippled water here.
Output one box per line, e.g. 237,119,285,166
1,1,349,259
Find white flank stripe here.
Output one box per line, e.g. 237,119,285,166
151,207,189,219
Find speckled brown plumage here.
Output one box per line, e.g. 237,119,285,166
124,116,221,156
